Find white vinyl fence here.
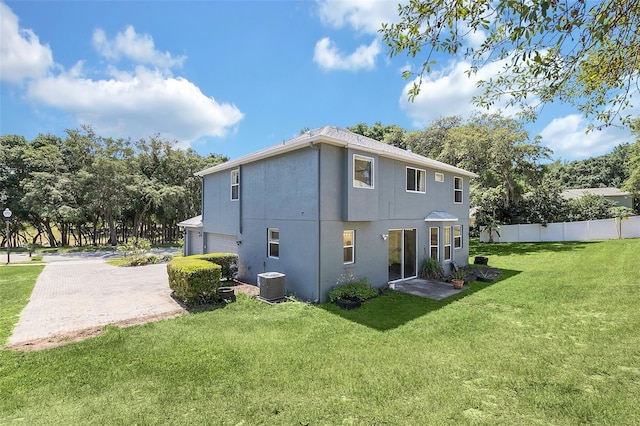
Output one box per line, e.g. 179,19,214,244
480,216,640,243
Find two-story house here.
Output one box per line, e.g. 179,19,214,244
181,126,476,302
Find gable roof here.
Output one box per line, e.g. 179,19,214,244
560,187,631,200
177,215,202,228
195,126,478,178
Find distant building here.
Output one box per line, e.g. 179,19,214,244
560,187,634,210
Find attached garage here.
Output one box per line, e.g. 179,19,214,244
204,232,238,254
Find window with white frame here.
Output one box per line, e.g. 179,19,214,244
343,230,354,264
435,172,444,182
230,169,239,200
454,225,462,249
268,228,279,258
353,155,374,189
429,227,439,260
454,176,463,203
406,167,426,193
444,226,452,261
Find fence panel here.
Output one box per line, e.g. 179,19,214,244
480,216,640,242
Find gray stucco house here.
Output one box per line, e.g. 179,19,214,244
181,126,477,303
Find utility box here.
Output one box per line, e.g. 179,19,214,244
257,272,285,301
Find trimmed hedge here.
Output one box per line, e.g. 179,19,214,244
195,253,238,281
167,257,222,305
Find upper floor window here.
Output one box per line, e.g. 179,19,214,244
406,167,426,193
231,169,239,200
343,230,355,264
268,228,279,258
435,172,444,182
353,155,374,189
454,225,462,249
454,176,463,203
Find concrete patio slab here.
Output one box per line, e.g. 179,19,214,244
390,278,466,300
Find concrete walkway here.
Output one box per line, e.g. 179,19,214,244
8,254,184,346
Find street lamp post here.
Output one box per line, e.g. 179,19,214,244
3,208,11,264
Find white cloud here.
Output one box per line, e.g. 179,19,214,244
539,114,632,160
92,26,185,70
313,37,380,71
316,0,401,34
26,65,244,142
400,59,529,126
0,2,53,84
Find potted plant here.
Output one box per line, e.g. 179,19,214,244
450,269,466,289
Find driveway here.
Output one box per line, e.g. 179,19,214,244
7,253,184,349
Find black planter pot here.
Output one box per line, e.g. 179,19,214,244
218,287,236,302
336,297,362,310
474,256,488,265
476,276,493,283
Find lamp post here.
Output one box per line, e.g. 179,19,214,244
3,208,11,264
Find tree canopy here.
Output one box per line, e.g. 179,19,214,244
381,0,640,127
1,127,226,247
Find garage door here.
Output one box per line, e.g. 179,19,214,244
204,232,238,254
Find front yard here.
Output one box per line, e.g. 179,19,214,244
1,239,639,424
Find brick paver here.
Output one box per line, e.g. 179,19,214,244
9,258,184,345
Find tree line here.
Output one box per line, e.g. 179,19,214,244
1,126,226,248
349,114,640,228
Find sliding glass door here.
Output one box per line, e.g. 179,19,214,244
388,228,417,282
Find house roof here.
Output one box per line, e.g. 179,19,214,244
177,215,202,228
560,187,631,200
195,126,478,178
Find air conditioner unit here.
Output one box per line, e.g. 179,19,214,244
257,272,285,301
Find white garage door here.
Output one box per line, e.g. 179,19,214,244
204,233,238,254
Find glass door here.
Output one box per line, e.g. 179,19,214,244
388,228,417,282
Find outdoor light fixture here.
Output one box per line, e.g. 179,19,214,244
381,234,388,241
3,208,12,264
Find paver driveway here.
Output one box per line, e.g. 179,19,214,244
9,256,184,346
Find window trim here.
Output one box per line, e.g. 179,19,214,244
435,172,444,182
406,166,426,193
454,225,462,249
353,154,374,189
444,226,452,261
230,169,239,201
268,228,279,259
343,230,355,265
429,227,439,261
454,176,463,204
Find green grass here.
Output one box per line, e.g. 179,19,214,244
0,266,44,345
1,239,640,424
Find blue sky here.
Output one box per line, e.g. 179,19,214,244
0,1,634,162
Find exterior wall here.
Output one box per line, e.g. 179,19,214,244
185,228,204,255
235,147,320,301
202,171,239,235
317,147,472,301
607,195,634,209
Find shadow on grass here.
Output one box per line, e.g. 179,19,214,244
320,268,521,331
469,239,601,258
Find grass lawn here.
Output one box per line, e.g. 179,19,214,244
1,239,639,424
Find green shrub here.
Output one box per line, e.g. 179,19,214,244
195,253,238,280
420,257,444,280
167,257,222,305
327,278,378,303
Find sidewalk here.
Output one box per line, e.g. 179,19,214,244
7,255,184,347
